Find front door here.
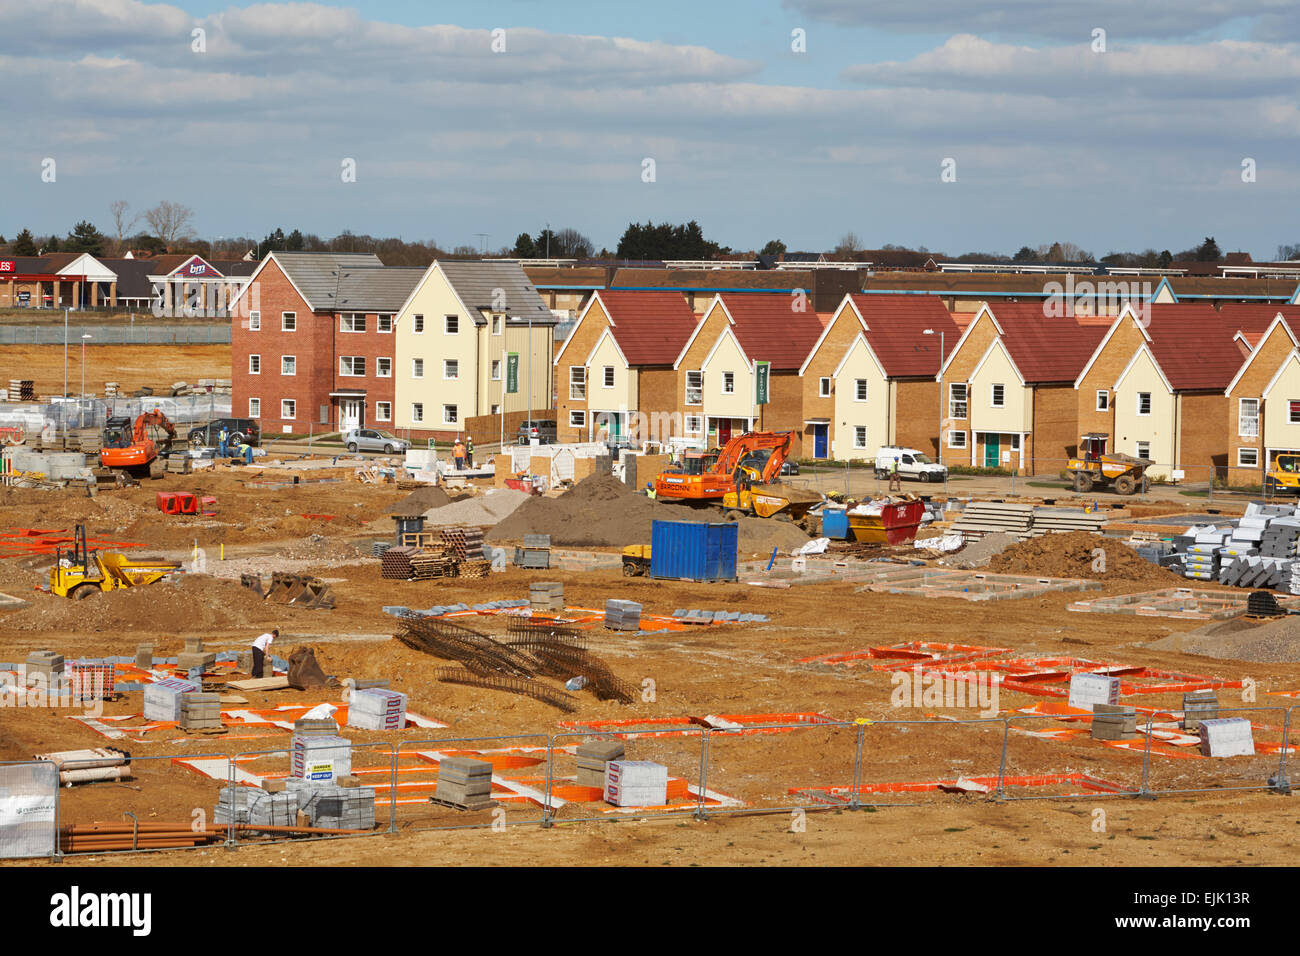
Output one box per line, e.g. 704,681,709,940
984,434,1001,469
341,399,363,432
717,419,733,446
813,424,828,459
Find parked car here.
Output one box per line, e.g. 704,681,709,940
516,419,557,444
344,428,409,455
188,418,261,448
780,460,800,476
874,445,948,482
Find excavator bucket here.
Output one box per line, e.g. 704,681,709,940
239,573,265,598
289,578,335,610
264,572,304,604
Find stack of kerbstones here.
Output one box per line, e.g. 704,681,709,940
1182,690,1219,732
434,757,495,810
576,741,625,789
604,600,642,631
1089,703,1137,741
246,789,296,829
176,637,215,675
25,650,64,686
300,784,375,830
214,786,251,826
530,582,563,611
178,692,222,731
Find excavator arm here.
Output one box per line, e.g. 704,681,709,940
709,431,794,485
133,409,177,444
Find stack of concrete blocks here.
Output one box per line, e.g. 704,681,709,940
1067,672,1122,712
604,599,642,631
290,734,352,783
346,688,408,730
294,717,339,737
178,692,222,731
134,643,154,671
576,740,625,788
1183,526,1229,581
434,757,495,810
1198,717,1255,757
1090,703,1138,741
530,581,564,611
176,637,216,675
143,677,199,721
300,786,376,830
604,760,668,808
1181,690,1219,732
236,649,254,673
214,785,252,825
25,650,64,687
246,789,296,829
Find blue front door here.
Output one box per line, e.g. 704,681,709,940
814,424,828,459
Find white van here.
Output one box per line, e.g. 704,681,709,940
874,446,948,483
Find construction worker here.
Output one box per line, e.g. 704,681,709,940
466,436,474,468
453,438,466,470
645,481,657,500
251,628,277,679
238,439,253,465
217,425,229,458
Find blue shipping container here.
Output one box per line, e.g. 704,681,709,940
820,509,849,540
650,520,738,582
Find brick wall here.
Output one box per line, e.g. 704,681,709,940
554,297,610,442
894,379,941,458
1179,391,1228,483
332,311,398,428
1030,383,1081,474
762,370,805,457
1225,324,1291,485
1077,318,1145,448
801,305,859,458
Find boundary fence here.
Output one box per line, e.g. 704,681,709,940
0,324,231,345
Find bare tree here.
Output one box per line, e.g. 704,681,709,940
143,200,195,250
835,231,863,255
108,200,140,254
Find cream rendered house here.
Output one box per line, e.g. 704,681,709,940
697,325,757,441
1111,345,1176,478
393,261,554,435
582,327,639,440
964,337,1033,470
1261,350,1300,468
829,333,889,461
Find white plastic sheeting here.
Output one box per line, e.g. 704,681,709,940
0,762,58,859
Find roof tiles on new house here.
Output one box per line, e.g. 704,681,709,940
597,291,699,366
718,293,825,370
1142,304,1276,391
847,293,960,378
981,303,1108,383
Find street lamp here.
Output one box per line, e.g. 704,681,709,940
923,328,945,467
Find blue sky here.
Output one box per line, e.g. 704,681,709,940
3,0,1299,258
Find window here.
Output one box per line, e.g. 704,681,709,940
1136,440,1151,459
249,311,261,331
442,404,458,425
411,403,424,423
339,356,365,377
569,410,586,428
1137,392,1152,416
949,383,968,419
376,357,392,378
248,398,261,418
412,358,424,379
1291,401,1300,425
854,379,867,402
603,366,615,388
490,404,500,415
248,354,261,375
281,312,296,331
685,371,703,405
281,355,296,376
444,359,459,380
948,430,967,449
491,360,501,381
819,377,831,398
569,366,586,400
1096,390,1109,411
685,415,703,435
1010,434,1021,451
1239,398,1260,437
340,313,366,333
281,399,296,420
722,371,735,394
854,426,867,449
1238,447,1259,468
377,314,393,333
991,383,1005,408
412,314,424,334
376,402,392,422
492,315,502,335
444,314,458,335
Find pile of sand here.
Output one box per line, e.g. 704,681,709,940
988,531,1183,584
422,489,530,528
486,474,811,554
1147,615,1300,663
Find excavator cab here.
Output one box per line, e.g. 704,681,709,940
102,416,133,450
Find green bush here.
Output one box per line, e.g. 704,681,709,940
946,464,1011,477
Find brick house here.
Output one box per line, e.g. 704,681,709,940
1219,306,1300,485
799,293,958,461
553,290,700,444
229,251,423,437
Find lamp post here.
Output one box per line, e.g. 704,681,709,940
923,328,945,467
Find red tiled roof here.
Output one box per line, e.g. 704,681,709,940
1142,304,1276,391
717,293,825,370
597,291,699,366
847,294,960,378
981,303,1107,383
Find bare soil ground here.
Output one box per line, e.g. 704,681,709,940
1,344,229,397
0,464,1294,867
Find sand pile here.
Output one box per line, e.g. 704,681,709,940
422,489,529,528
486,474,811,554
1147,615,1300,663
988,531,1183,584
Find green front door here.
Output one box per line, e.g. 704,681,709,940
984,435,1001,469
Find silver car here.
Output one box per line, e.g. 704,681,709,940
344,428,409,455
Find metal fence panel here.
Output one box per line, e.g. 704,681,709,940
0,761,59,859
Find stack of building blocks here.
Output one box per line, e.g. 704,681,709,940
25,650,64,684
290,734,352,782
1067,672,1121,711
346,688,408,730
301,786,376,829
530,581,564,611
246,789,296,829
214,786,251,825
178,692,222,731
176,638,215,674
604,760,668,807
134,644,154,671
434,756,495,810
604,599,642,631
576,740,625,788
143,677,199,721
1182,690,1219,732
1198,717,1255,757
1090,703,1138,741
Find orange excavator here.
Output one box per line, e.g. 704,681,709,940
100,409,176,479
654,430,820,520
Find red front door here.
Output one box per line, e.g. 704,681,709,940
718,420,732,445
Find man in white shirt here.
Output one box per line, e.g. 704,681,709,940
251,628,277,678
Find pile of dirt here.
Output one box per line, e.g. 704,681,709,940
391,485,452,516
486,473,810,555
422,489,529,528
987,531,1184,584
942,531,1017,569
1147,615,1300,663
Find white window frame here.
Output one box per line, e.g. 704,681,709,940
990,383,1005,408
854,379,867,402
685,370,703,406
444,359,459,380
281,399,296,420
949,383,967,419
602,366,615,389
281,311,296,332
1238,397,1260,437
569,366,587,401
853,426,867,449
412,358,424,379
377,314,393,333
1137,392,1152,416
1136,440,1151,460
248,311,261,331
248,354,261,375
376,357,392,378
819,377,831,398
412,314,425,334
1010,434,1021,451
948,429,967,449
340,313,366,333
492,315,502,335
722,371,735,394
375,401,392,422
569,410,586,428
491,359,502,381
410,402,424,424
248,398,261,418
339,356,365,377
442,404,458,426
1096,389,1109,412
685,415,703,435
281,355,296,376
1238,447,1259,468
444,314,459,335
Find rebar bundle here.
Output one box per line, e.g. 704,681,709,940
434,666,578,712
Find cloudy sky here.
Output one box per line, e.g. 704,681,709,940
4,0,1299,257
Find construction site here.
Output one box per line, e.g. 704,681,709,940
0,414,1299,870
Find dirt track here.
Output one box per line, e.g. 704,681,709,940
0,344,229,397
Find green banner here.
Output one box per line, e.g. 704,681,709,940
754,361,770,405
506,352,519,394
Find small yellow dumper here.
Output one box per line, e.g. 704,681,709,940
1066,434,1152,495
49,525,180,599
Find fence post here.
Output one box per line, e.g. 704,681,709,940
995,717,1010,800
541,734,556,828
1274,706,1293,795
694,729,711,821
850,721,866,810
225,752,237,850
389,743,399,833
1138,714,1155,798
